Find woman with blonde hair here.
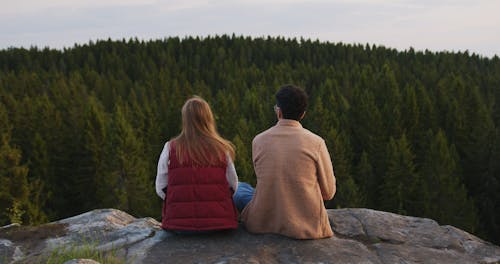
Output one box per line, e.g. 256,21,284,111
155,96,239,232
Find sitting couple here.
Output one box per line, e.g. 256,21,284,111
155,85,336,239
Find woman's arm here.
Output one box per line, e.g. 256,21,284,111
155,141,170,200
226,154,239,194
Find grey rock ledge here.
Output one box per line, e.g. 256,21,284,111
0,208,499,264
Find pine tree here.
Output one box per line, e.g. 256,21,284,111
355,151,374,207
485,128,500,241
378,63,402,138
80,96,110,210
419,130,478,232
454,84,495,239
27,133,49,223
232,133,255,185
380,134,423,215
324,128,363,208
106,101,154,216
401,84,419,140
0,133,46,225
350,88,385,198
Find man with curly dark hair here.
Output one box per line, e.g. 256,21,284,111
234,84,336,239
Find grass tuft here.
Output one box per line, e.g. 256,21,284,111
43,242,125,264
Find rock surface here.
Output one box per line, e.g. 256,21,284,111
0,208,499,263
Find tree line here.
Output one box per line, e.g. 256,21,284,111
0,35,499,244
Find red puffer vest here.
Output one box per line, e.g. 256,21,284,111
161,141,238,231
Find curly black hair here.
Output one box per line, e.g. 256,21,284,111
275,84,308,121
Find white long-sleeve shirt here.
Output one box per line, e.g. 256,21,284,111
155,141,239,200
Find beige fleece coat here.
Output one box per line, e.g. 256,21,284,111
241,119,336,239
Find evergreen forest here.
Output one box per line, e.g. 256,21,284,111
0,35,499,244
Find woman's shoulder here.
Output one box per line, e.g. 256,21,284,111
162,140,173,153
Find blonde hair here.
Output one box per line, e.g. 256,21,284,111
173,96,235,166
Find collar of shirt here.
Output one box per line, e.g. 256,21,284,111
277,119,302,128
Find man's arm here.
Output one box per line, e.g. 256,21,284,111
252,136,259,169
316,140,336,200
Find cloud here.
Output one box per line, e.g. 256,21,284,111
0,0,498,57
1,0,158,16
352,0,500,55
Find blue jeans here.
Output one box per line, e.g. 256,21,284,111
233,182,255,211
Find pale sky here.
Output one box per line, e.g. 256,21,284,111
1,0,499,57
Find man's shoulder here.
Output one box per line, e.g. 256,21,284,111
301,128,325,144
252,125,325,144
252,127,274,145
